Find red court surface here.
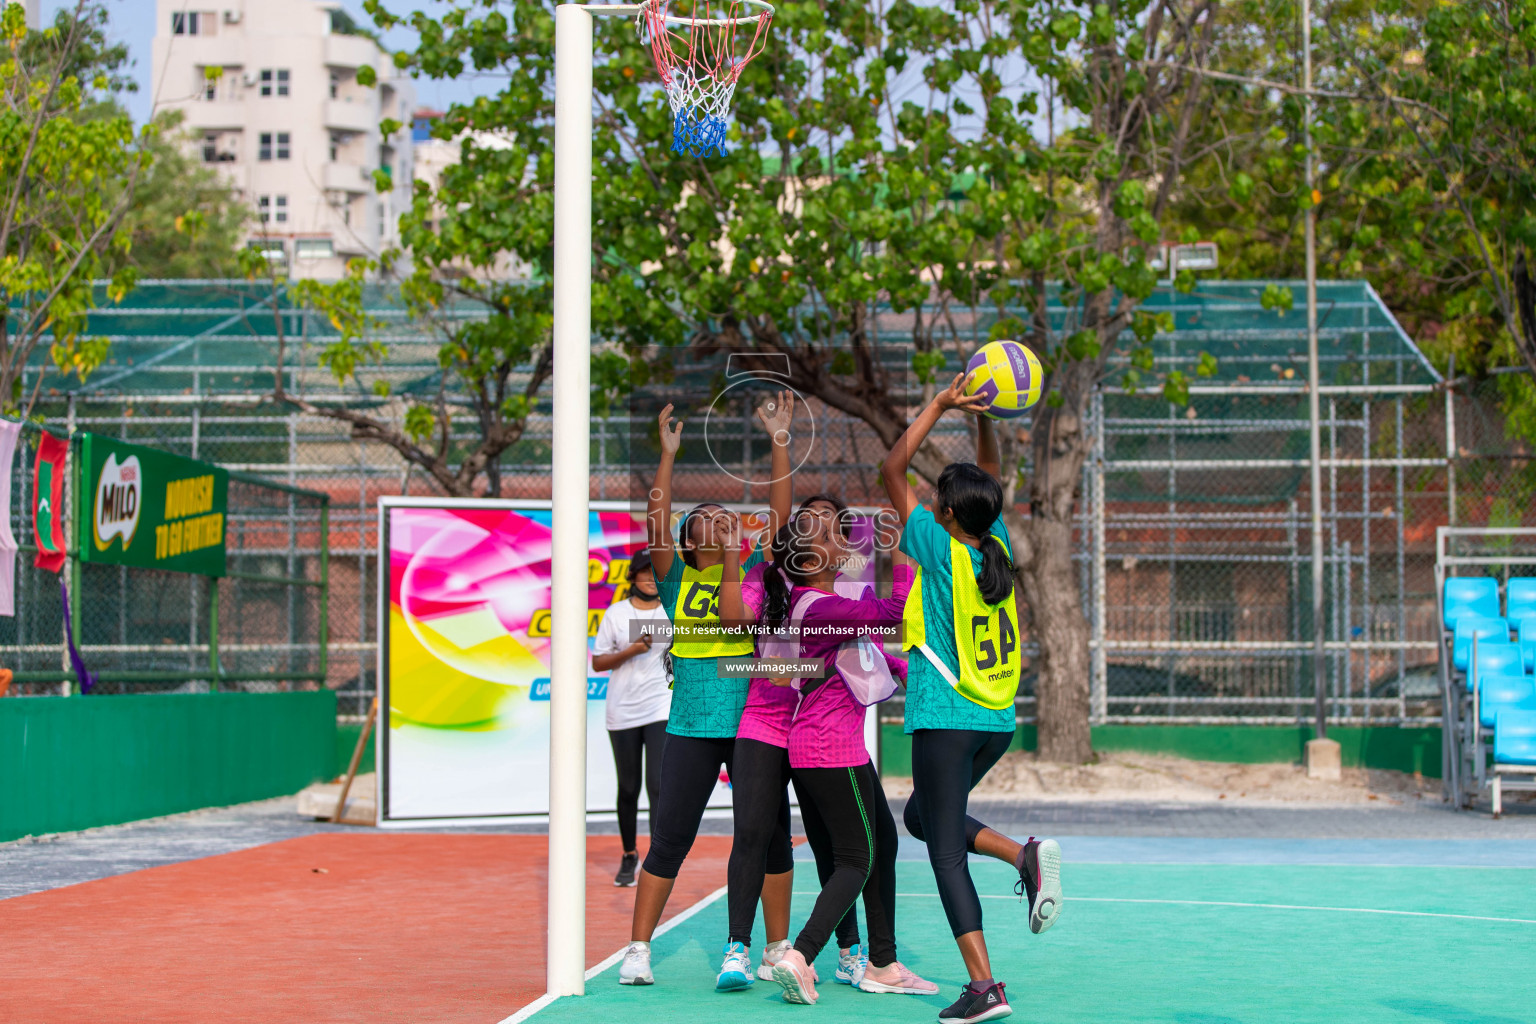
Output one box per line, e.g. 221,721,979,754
0,832,732,1024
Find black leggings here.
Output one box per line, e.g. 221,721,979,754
903,728,1013,938
789,761,898,968
608,720,667,852
642,733,734,880
725,738,856,949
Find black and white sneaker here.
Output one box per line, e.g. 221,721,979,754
939,980,1011,1022
1014,837,1063,934
615,851,639,887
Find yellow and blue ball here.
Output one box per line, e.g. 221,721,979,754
963,340,1043,420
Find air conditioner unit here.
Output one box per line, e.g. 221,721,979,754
224,10,242,24
242,73,258,87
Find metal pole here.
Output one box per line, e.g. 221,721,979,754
1091,390,1107,722
549,2,592,999
1303,0,1326,740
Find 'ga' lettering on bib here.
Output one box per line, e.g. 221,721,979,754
668,561,756,660
902,534,1021,710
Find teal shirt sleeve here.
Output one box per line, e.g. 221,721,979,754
899,504,952,571
743,543,765,571
655,550,685,616
989,514,1014,558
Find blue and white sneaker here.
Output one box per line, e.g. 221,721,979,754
716,941,755,991
835,944,868,986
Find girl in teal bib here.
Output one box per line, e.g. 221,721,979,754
879,370,1065,1021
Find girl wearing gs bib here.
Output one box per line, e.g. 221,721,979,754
620,395,796,988
880,372,1064,1024
756,517,937,1006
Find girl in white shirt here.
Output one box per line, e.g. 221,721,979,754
592,551,673,886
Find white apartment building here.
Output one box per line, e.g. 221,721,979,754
152,0,416,279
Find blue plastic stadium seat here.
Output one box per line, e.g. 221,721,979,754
1508,578,1536,624
1452,617,1511,671
1469,642,1524,692
1518,617,1536,672
1479,673,1536,728
1493,710,1536,766
1443,577,1500,630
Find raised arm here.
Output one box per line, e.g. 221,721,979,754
646,404,685,580
976,416,1001,482
715,511,752,633
880,372,990,526
757,389,795,540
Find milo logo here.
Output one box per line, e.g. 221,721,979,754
94,453,142,551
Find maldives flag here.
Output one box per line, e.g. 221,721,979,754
33,432,67,573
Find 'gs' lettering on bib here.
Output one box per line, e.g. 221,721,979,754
668,562,754,659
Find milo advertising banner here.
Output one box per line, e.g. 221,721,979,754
78,433,228,577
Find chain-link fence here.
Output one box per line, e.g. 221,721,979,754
20,279,1534,727
1,421,328,697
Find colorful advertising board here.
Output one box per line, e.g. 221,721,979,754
77,433,228,577
378,498,882,823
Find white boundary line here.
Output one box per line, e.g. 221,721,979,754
794,891,1536,927
495,884,731,1024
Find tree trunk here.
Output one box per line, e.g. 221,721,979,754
1015,512,1093,762
1007,361,1097,764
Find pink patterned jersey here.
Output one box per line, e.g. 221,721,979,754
787,566,914,769
735,566,873,748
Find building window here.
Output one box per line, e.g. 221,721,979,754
275,195,288,224
258,133,291,161
329,71,340,100
257,195,270,223
172,12,215,35
246,239,287,262
259,69,290,98
203,76,216,101
296,239,335,260
201,133,236,163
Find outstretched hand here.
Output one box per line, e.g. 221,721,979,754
755,389,795,443
934,371,991,416
658,404,684,454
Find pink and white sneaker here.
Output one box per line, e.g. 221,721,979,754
858,960,940,995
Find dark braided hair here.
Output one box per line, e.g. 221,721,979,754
761,523,827,632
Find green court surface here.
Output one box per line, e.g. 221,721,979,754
529,848,1536,1024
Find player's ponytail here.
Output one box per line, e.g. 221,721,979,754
936,462,1014,605
762,522,819,631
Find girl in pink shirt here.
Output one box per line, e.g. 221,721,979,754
722,496,873,985
759,513,937,1005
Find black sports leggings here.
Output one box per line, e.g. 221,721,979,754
789,761,899,968
726,738,856,949
642,733,735,880
903,728,1013,938
608,719,667,852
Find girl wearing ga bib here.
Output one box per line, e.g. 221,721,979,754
620,395,795,989
879,371,1065,1023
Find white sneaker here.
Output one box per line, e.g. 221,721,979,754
619,941,653,986
835,944,868,986
716,941,754,991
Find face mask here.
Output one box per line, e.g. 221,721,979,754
631,583,659,600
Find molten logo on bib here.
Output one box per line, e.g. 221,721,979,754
94,453,142,551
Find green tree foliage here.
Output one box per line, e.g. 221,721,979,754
346,0,1268,758
113,110,249,280
0,0,148,413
